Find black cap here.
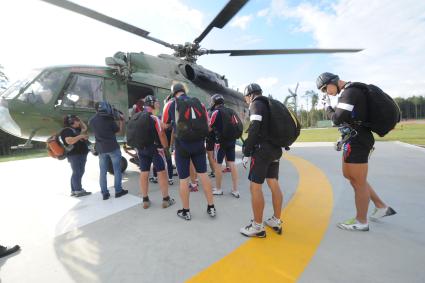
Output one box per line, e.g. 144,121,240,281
144,95,157,108
210,93,224,108
171,83,186,95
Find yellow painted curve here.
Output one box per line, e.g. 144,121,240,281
186,154,334,283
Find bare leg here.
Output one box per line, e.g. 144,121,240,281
214,161,223,189
198,172,214,205
266,178,283,219
250,182,264,224
343,162,370,223
207,150,215,173
228,161,238,191
190,161,197,184
179,177,190,209
157,170,169,198
140,171,149,197
367,182,386,208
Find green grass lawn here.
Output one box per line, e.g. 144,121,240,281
0,149,48,162
299,123,425,145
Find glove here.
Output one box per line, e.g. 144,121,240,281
322,95,331,108
242,156,250,169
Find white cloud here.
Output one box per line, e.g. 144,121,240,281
257,8,269,17
268,0,425,97
230,15,253,30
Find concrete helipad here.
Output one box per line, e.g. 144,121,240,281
1,141,424,283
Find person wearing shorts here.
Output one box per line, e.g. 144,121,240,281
240,83,284,238
208,94,240,198
162,83,216,221
317,72,396,231
137,95,175,209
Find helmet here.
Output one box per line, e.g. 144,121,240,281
144,95,157,108
244,83,262,96
316,72,339,90
210,93,224,108
96,101,112,114
64,114,78,127
171,82,185,95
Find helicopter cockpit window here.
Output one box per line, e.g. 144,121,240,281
17,70,66,104
61,75,103,109
1,70,39,100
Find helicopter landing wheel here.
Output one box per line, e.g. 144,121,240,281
107,156,128,175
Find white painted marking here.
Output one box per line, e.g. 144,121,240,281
291,142,334,147
393,141,425,154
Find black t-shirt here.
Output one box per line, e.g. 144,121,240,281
60,127,89,156
89,113,120,154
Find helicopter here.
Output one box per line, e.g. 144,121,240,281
0,0,362,170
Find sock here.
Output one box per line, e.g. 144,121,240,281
253,222,263,230
163,196,170,201
208,204,215,209
272,216,280,223
183,208,190,213
143,196,149,202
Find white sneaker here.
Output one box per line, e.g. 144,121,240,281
240,221,266,238
337,218,369,231
369,206,397,221
231,190,240,198
212,188,223,195
264,216,282,234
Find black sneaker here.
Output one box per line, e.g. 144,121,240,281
115,190,128,198
0,245,20,258
74,190,92,197
102,192,110,200
208,171,215,178
207,205,216,217
177,209,192,220
149,177,158,183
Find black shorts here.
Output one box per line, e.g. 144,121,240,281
343,135,374,164
248,142,282,184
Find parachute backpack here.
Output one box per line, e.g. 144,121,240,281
256,96,301,149
46,128,74,160
220,107,243,141
126,111,155,148
175,97,209,141
345,82,400,137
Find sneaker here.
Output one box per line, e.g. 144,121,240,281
168,179,174,185
208,171,215,178
115,189,128,198
264,216,283,234
240,221,266,238
369,206,397,221
149,177,158,183
337,218,369,231
189,183,198,192
0,245,20,258
143,199,151,209
207,205,216,217
70,191,76,197
222,167,231,173
74,189,92,197
231,190,240,198
177,209,192,220
162,198,175,208
102,192,110,200
212,188,223,195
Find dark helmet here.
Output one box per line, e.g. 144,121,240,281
210,93,224,108
316,72,339,90
171,82,185,96
144,95,157,108
63,114,78,127
95,101,112,114
244,83,262,96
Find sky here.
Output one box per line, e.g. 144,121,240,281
1,0,424,109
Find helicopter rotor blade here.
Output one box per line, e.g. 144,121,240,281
194,0,249,45
207,48,363,56
39,0,175,49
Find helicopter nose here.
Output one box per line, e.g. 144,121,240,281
0,98,22,138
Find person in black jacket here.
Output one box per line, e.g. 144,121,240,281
240,83,283,238
61,115,91,197
317,72,396,231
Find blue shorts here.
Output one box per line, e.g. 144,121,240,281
137,144,167,172
214,141,236,164
175,139,207,179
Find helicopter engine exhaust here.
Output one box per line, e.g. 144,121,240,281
183,64,228,93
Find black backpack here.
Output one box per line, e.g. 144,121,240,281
219,107,243,141
175,97,209,141
256,96,301,148
126,111,155,148
346,82,400,137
